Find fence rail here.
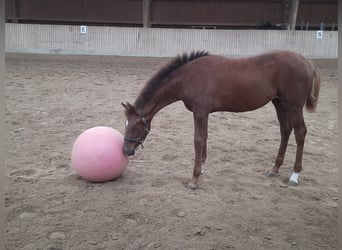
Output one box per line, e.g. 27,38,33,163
5,23,337,58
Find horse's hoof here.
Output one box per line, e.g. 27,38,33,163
185,182,197,190
265,170,278,177
288,180,298,187
288,172,299,187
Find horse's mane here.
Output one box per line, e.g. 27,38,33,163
134,51,209,109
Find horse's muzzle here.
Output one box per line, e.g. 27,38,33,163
123,147,135,156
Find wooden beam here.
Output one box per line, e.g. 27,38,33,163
143,0,151,28
288,0,299,30
11,0,18,23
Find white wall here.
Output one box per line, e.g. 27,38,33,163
5,23,338,58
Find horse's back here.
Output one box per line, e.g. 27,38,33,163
178,50,314,112
216,50,314,103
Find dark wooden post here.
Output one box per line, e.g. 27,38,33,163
11,0,18,23
143,0,152,28
288,0,299,30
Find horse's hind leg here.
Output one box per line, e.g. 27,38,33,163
201,122,208,174
186,111,209,190
267,100,293,177
288,109,307,186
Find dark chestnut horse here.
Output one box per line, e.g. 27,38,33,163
122,50,320,189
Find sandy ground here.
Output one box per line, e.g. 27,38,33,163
5,53,337,250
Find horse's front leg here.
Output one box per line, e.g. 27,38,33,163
186,112,209,190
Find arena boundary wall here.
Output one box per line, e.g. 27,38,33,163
5,23,338,58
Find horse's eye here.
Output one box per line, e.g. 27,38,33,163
125,120,128,127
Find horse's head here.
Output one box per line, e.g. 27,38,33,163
121,102,150,156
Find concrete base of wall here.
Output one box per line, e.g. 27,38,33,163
5,23,338,58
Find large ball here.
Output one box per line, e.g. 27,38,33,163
71,126,129,182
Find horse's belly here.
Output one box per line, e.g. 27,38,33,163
214,88,275,112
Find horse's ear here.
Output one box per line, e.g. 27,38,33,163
121,102,136,115
121,102,128,109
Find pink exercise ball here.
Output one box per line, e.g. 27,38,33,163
71,126,129,182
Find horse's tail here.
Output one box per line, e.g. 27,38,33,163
305,61,320,112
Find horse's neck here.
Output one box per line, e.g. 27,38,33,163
139,86,179,121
